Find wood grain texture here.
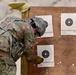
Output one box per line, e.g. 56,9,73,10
22,7,76,75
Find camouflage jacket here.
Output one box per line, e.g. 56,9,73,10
0,16,35,61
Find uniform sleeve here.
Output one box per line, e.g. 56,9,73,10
22,23,37,62
23,24,35,51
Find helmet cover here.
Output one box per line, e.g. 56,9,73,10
28,17,48,36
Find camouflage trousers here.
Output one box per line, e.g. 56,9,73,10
0,56,16,75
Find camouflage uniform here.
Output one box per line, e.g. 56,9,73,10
0,16,35,75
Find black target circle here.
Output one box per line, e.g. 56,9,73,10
42,50,50,58
65,18,73,26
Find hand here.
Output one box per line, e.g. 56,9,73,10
34,56,44,64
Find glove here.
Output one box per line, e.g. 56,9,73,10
26,55,44,64
24,50,44,64
34,56,44,64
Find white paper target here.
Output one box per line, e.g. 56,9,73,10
61,13,76,35
36,15,54,37
37,45,54,67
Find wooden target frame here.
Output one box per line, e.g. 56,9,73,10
22,7,76,75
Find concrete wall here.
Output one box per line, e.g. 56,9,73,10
0,0,76,21
25,0,76,7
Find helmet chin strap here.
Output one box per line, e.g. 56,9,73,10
33,28,37,34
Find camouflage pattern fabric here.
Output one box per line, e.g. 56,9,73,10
0,16,35,75
0,56,16,75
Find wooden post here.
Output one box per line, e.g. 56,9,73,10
21,8,29,75
8,2,30,75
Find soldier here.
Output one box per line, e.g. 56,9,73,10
0,16,48,75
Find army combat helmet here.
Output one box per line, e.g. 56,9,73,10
28,17,48,36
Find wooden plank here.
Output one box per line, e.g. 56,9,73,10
22,7,76,75
21,10,29,75
21,55,28,75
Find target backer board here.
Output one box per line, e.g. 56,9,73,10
22,7,76,75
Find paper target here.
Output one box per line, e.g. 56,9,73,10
36,15,53,37
37,45,54,67
61,13,76,35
